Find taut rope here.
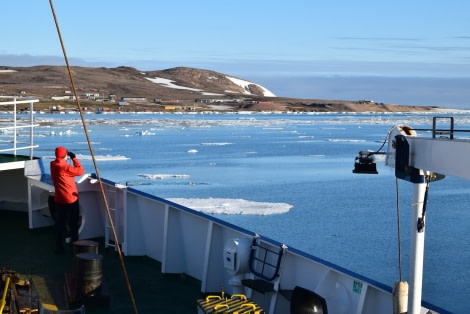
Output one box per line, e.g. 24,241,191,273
395,177,403,281
393,177,408,314
48,1,138,313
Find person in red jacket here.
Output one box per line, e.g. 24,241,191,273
50,146,85,253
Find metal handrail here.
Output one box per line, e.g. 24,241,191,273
432,116,454,139
0,96,39,158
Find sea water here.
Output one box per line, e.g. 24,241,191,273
6,111,470,313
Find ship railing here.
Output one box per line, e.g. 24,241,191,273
21,171,442,313
0,96,40,158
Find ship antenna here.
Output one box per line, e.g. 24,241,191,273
48,1,139,313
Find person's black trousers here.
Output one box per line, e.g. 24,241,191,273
53,200,80,252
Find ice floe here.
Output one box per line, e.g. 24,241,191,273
167,198,292,215
135,130,155,136
138,174,190,180
60,154,129,161
200,142,233,146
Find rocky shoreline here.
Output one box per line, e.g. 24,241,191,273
0,66,449,113
2,100,442,114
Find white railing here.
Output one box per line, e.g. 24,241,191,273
0,96,40,157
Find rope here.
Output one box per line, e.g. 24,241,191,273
374,128,392,154
395,177,403,282
48,1,138,313
417,180,430,232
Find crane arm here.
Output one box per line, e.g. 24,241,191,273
385,124,470,182
406,137,470,181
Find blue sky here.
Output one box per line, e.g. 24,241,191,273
1,1,470,108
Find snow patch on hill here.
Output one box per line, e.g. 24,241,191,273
226,76,276,97
145,76,275,97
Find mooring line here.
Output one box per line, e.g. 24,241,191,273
48,1,138,313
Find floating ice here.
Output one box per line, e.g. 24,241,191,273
168,198,292,215
72,154,129,161
187,149,198,153
135,130,155,136
200,142,233,146
32,112,470,130
138,174,190,180
49,129,77,136
374,154,386,162
326,139,366,142
74,141,101,145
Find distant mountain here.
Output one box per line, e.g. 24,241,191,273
0,65,438,112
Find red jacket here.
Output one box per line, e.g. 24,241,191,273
50,157,85,204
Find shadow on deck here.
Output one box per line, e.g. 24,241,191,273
0,210,203,314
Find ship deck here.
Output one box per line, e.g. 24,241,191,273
0,209,204,314
0,154,33,163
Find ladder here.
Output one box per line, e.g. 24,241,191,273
104,183,128,253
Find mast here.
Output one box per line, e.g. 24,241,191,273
384,118,470,314
354,117,470,314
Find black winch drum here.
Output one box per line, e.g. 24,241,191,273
73,252,103,296
73,240,99,255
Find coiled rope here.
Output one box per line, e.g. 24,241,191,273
48,1,138,313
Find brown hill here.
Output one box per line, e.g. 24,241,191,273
0,65,437,112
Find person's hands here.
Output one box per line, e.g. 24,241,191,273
67,151,76,159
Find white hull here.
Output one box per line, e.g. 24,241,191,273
18,158,437,314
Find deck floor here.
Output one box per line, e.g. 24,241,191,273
0,210,204,313
0,154,36,163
